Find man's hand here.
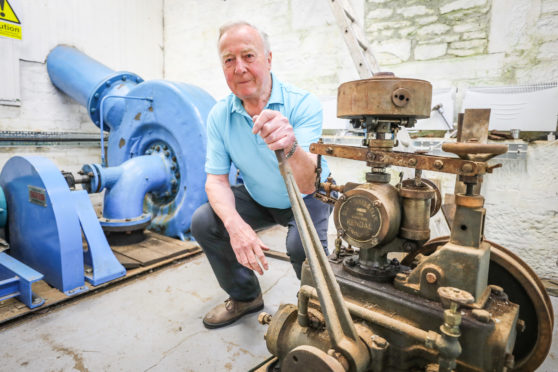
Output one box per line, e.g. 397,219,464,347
206,174,270,275
226,218,270,275
252,110,296,152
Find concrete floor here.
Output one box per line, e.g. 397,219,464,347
0,254,300,372
0,231,556,371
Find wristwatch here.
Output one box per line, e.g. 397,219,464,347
285,139,298,159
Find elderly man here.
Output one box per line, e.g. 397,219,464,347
190,21,332,329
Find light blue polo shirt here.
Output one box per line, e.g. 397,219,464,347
205,73,330,209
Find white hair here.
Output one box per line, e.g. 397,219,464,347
217,21,271,55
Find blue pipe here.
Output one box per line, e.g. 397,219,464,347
84,155,171,220
47,45,143,131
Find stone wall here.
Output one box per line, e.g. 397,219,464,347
366,0,558,89
367,0,492,64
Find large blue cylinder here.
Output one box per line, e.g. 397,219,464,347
47,46,114,107
47,45,143,131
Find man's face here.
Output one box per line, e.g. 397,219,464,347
218,25,272,102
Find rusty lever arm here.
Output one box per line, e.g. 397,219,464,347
275,150,369,371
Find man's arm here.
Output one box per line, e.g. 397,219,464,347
205,174,269,275
252,110,317,194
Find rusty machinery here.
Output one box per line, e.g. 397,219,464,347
256,73,554,372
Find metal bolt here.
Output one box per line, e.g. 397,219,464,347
155,146,161,151
489,285,504,295
433,160,444,169
165,151,170,157
176,173,181,179
371,335,387,348
461,163,474,173
367,152,375,161
258,312,272,325
326,146,334,154
372,200,381,207
32,297,42,305
163,145,168,150
171,165,176,171
425,272,438,284
122,75,127,81
172,156,177,162
471,309,491,323
338,195,346,202
408,158,417,166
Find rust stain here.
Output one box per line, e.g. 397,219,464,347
41,334,89,372
186,290,212,303
222,340,256,357
224,362,233,371
118,138,126,148
134,112,141,120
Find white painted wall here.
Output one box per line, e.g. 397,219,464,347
0,0,164,167
163,0,358,101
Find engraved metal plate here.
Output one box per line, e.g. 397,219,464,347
28,185,47,207
338,195,381,242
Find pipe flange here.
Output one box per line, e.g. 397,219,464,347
145,140,180,204
87,71,143,128
99,213,152,232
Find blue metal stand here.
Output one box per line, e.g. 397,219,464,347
73,190,126,285
0,252,44,308
0,156,125,295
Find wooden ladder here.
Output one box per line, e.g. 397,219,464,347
328,0,380,78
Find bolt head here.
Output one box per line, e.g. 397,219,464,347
434,160,444,169
461,163,474,173
425,272,438,284
371,335,387,348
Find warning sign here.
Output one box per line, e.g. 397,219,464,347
0,0,22,40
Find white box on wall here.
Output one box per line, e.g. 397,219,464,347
463,83,558,131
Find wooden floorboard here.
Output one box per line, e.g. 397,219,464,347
0,231,201,327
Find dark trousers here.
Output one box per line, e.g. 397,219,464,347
190,185,332,302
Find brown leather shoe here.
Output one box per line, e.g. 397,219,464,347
203,294,264,329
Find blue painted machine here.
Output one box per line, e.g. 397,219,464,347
0,45,216,307
47,45,216,239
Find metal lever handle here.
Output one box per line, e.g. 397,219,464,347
275,150,368,371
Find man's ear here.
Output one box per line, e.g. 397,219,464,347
267,51,272,68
